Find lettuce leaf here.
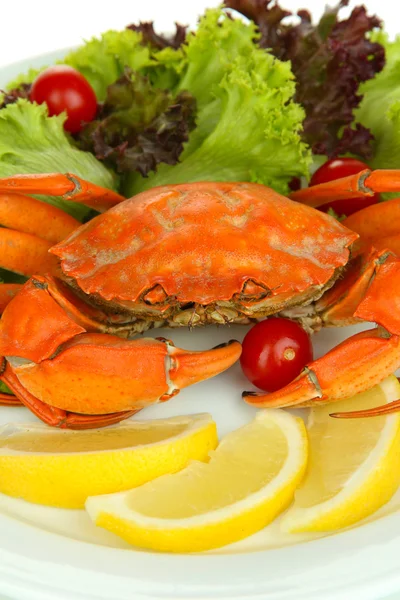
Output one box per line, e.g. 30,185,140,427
0,381,13,396
0,100,117,220
6,29,184,101
125,8,311,196
6,69,41,92
6,30,153,100
6,9,310,197
225,0,385,160
62,29,154,100
77,69,196,176
356,33,400,180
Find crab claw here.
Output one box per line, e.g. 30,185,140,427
0,276,242,429
0,336,242,429
242,328,400,410
168,340,242,394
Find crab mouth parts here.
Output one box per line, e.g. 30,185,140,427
61,264,345,337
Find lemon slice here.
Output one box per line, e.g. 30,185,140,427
0,414,217,508
86,409,308,553
281,375,400,533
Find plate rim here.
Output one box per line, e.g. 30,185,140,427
0,506,399,600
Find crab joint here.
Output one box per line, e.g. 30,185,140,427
243,365,323,408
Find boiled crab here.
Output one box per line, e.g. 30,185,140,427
0,172,399,427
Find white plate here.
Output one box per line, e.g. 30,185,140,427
1,48,400,600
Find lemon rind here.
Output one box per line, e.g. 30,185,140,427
281,375,400,533
0,413,213,456
86,409,308,530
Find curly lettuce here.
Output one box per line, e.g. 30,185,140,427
125,8,311,196
5,8,311,198
225,0,385,160
62,30,154,100
0,100,117,220
356,33,400,179
76,69,196,177
7,29,185,101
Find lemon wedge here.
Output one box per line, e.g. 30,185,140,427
0,414,217,508
282,375,400,533
86,409,308,553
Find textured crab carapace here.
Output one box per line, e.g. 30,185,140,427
51,181,357,331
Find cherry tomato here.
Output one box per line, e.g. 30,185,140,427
240,318,313,392
30,65,97,134
310,157,379,217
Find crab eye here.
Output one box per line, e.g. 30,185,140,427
143,284,168,305
241,280,269,297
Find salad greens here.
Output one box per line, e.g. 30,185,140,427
225,0,385,159
356,33,400,178
77,69,196,177
0,101,117,220
3,7,312,198
7,30,154,101
127,21,188,50
0,1,395,203
126,8,311,196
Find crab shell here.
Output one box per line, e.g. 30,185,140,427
51,182,358,328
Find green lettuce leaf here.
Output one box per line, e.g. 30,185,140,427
125,8,311,196
0,381,13,396
6,68,43,91
64,30,186,98
356,33,400,180
76,68,196,176
6,29,183,101
0,100,117,220
7,9,310,196
145,46,187,91
176,8,257,109
62,29,154,100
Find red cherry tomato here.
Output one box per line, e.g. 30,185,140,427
30,65,97,134
310,157,379,217
240,318,313,393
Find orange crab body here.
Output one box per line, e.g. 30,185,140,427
0,172,399,427
50,181,357,330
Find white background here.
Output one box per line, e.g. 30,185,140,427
0,0,398,69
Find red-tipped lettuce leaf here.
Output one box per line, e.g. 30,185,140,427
225,0,385,158
127,21,188,50
76,68,196,176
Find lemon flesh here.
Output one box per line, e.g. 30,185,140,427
282,375,400,533
86,409,308,553
0,414,217,508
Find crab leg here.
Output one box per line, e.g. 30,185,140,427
330,400,400,419
0,282,23,400
3,334,240,423
0,277,241,428
0,229,58,277
0,173,125,213
314,247,390,327
0,192,80,307
342,196,400,256
0,193,79,243
0,391,21,406
289,169,400,208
